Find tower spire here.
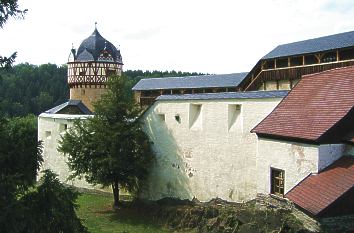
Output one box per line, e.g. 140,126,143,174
95,22,97,30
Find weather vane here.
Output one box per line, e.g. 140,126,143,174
95,22,97,29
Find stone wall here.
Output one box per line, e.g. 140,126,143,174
140,97,282,202
70,86,107,112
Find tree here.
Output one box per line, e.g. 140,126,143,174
21,170,88,233
0,0,27,68
59,75,154,208
0,115,42,232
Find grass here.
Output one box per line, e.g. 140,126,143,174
76,193,170,233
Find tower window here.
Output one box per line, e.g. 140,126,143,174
271,168,285,196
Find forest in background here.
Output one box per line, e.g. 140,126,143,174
0,63,203,117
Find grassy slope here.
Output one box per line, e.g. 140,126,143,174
76,193,169,233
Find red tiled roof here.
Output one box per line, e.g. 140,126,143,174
252,66,354,142
285,156,354,216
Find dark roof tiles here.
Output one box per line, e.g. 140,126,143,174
263,30,354,59
45,100,93,115
132,73,248,91
76,29,123,63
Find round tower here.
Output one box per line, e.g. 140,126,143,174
68,27,123,111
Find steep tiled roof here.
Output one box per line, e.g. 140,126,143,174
45,100,92,115
252,66,354,143
132,73,248,91
76,29,123,64
286,156,354,216
263,30,354,59
157,90,288,101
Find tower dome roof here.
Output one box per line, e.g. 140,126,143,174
75,28,123,64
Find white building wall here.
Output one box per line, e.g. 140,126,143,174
256,138,319,195
38,114,102,190
318,144,345,171
140,98,282,202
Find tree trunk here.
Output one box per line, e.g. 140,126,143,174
112,181,120,209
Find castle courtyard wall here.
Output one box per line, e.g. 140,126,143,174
37,114,100,190
140,97,282,202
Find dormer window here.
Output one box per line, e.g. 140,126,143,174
98,51,114,62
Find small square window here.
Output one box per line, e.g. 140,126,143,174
45,131,51,139
157,114,165,122
271,168,285,196
59,123,68,133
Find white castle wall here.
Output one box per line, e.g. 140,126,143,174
256,139,347,195
140,97,283,202
256,138,319,195
38,113,103,190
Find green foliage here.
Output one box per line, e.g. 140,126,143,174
0,0,26,68
59,75,154,207
0,115,41,196
0,64,202,117
21,170,88,233
0,63,68,116
0,115,40,232
0,0,27,28
0,115,87,233
77,193,169,233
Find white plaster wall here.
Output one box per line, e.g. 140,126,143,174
38,114,106,191
256,138,319,195
345,144,354,156
318,144,345,171
140,98,282,202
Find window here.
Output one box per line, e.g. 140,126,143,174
189,104,202,130
228,104,242,131
271,168,285,196
59,123,68,133
106,69,116,76
157,113,165,122
175,114,181,123
45,131,52,140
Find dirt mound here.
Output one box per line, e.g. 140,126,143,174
129,195,322,233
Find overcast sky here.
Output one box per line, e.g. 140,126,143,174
1,0,354,74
